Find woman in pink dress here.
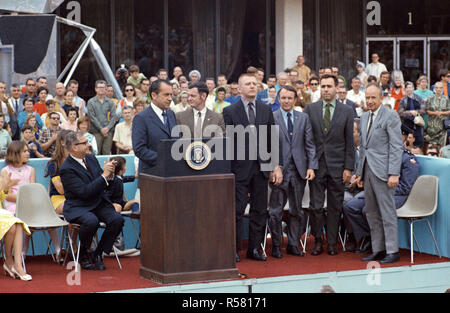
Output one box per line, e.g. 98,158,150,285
2,141,36,215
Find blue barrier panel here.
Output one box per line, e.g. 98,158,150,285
398,155,450,258
0,155,140,256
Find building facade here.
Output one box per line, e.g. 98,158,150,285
56,0,449,98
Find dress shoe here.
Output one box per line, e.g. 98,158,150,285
286,245,304,257
79,250,95,270
345,234,356,252
235,253,241,262
311,241,323,256
355,237,372,254
362,250,386,262
327,244,338,256
380,252,400,264
93,253,106,270
3,263,15,278
271,246,283,258
246,249,267,261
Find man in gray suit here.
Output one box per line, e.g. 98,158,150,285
355,83,403,264
268,86,318,258
175,81,225,138
304,74,355,256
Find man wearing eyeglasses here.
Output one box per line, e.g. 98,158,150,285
39,111,62,157
308,77,321,103
60,131,123,270
19,78,38,107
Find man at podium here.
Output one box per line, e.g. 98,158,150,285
132,79,177,173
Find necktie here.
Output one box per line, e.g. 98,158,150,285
367,112,374,140
287,112,293,142
14,99,19,113
82,158,89,171
323,103,331,133
248,102,256,125
194,111,202,138
162,111,169,131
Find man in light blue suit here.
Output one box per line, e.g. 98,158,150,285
268,85,318,258
132,79,177,174
355,83,403,264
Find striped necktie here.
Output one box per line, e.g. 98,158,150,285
323,103,331,133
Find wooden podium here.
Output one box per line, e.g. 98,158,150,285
139,138,239,284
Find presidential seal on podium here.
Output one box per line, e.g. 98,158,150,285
185,141,212,170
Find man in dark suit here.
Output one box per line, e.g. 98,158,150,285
268,86,318,258
175,81,225,138
132,79,177,173
60,131,124,270
223,73,283,262
304,74,354,256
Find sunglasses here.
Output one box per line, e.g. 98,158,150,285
427,152,438,156
51,117,60,120
310,83,318,86
125,89,134,92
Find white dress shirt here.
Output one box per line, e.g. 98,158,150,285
367,105,382,132
151,102,165,124
365,62,388,79
193,106,207,129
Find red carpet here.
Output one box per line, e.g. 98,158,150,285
1,238,448,293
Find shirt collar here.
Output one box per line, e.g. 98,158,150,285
151,102,164,115
193,106,207,116
370,104,382,117
323,99,336,107
70,154,87,169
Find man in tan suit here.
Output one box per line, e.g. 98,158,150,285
175,81,225,138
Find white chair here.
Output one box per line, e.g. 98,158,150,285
15,183,69,265
396,175,441,264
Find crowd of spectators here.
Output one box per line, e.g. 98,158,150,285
0,53,449,280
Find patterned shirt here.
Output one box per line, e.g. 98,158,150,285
39,126,61,157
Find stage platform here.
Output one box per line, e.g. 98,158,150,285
2,239,449,293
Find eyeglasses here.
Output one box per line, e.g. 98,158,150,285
27,83,36,86
75,140,89,146
125,89,134,92
51,117,60,120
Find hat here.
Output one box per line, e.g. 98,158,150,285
356,60,365,69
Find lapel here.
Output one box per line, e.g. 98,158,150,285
147,106,170,136
367,105,385,144
236,100,250,127
328,100,342,134
291,110,301,143
274,110,289,142
202,109,213,131
68,155,93,180
316,101,326,136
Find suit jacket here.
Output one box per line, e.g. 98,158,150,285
338,98,357,118
222,99,282,182
273,109,318,178
304,100,354,176
357,105,403,181
175,107,225,138
132,105,177,173
60,154,112,222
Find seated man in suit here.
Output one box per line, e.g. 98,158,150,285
132,79,177,173
60,131,124,270
343,147,420,255
175,81,225,138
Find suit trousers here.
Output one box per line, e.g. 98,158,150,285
309,157,345,245
268,167,307,248
343,196,370,241
363,163,399,254
94,131,113,155
71,200,124,254
235,162,269,252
